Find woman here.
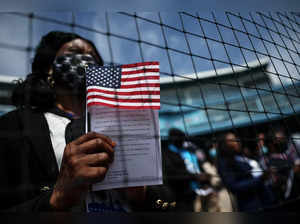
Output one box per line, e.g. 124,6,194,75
216,132,275,211
264,128,295,202
0,31,172,212
200,140,233,212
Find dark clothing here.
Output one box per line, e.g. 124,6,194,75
268,156,292,201
217,157,275,211
0,108,59,211
161,147,197,211
0,108,175,212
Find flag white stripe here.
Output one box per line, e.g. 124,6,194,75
121,65,159,72
121,72,160,79
87,92,160,99
87,98,160,107
122,79,160,85
87,86,160,92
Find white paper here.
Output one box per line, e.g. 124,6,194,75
88,106,162,191
195,188,214,196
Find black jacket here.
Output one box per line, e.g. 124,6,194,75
0,108,175,212
0,108,59,211
217,157,275,211
161,148,198,211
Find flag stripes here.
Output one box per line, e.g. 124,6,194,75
86,61,160,109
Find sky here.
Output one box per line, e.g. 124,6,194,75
0,11,300,88
1,0,300,11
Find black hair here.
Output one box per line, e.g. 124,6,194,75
11,31,104,110
216,132,238,169
265,125,286,147
168,128,186,148
265,125,289,154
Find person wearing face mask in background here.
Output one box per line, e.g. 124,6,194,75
264,127,300,202
254,133,270,170
257,133,269,156
165,128,212,211
0,31,174,212
217,132,275,211
183,140,218,212
199,140,233,212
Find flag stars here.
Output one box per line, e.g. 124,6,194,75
86,65,122,88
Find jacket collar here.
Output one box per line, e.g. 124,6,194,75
47,107,74,120
20,108,59,180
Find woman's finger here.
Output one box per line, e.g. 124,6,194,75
77,137,115,158
78,152,113,166
73,131,116,147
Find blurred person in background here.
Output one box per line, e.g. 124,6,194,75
217,132,275,211
287,133,300,159
164,128,212,211
193,142,206,167
187,140,219,212
287,133,300,199
241,139,264,177
255,132,270,170
242,144,254,160
257,133,269,157
265,127,299,202
199,139,233,212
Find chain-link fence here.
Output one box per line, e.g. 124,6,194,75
1,12,300,211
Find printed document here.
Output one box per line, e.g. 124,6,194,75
88,106,162,190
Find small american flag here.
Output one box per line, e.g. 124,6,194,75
86,61,160,109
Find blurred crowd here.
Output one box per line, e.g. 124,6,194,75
163,127,300,212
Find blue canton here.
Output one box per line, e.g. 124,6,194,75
86,65,122,88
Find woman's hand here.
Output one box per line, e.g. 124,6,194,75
49,132,116,210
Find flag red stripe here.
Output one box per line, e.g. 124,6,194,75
122,69,159,75
120,83,160,89
121,76,159,82
87,102,160,109
87,95,160,103
121,61,159,68
87,88,160,96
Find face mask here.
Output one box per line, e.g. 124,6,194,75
53,53,96,93
261,146,268,154
209,148,217,158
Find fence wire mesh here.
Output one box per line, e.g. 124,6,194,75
1,12,300,211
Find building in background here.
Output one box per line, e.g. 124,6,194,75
159,58,300,137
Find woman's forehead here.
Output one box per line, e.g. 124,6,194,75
66,38,93,48
56,38,95,55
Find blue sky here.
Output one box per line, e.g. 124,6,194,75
0,12,300,87
1,0,300,11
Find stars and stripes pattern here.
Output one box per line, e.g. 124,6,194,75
86,61,160,109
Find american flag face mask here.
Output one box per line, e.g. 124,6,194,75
53,53,97,90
